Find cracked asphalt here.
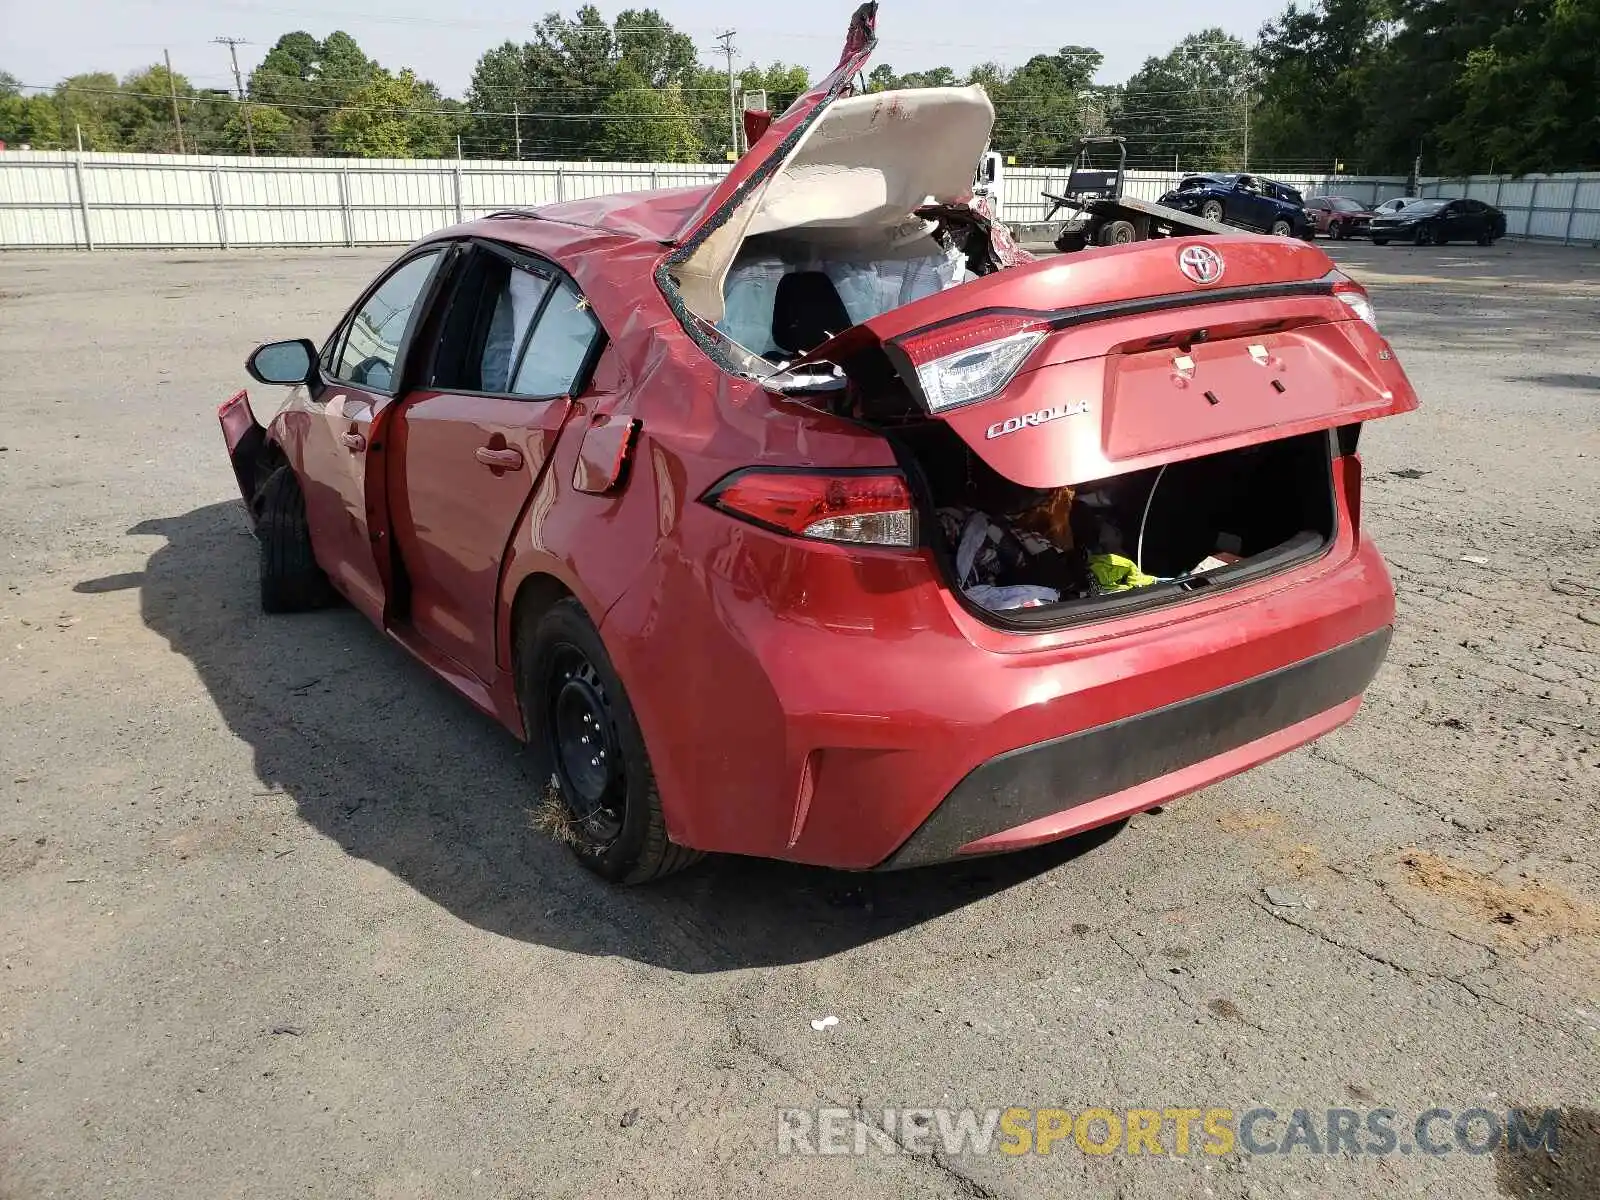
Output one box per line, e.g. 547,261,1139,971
2,239,1597,1199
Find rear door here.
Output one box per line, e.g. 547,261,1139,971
297,246,448,623
390,242,604,683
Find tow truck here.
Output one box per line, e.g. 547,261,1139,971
976,136,1235,252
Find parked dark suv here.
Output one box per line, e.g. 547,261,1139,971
1158,173,1312,238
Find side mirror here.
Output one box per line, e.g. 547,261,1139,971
247,338,318,386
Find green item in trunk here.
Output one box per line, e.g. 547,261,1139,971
1088,553,1157,592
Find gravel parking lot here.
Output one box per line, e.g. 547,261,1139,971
2,238,1597,1199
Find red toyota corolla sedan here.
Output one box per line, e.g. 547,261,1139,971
218,4,1416,883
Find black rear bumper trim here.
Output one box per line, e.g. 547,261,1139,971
877,626,1392,870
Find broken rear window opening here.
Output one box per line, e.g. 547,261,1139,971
892,424,1338,625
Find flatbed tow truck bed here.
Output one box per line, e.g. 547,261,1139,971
1000,137,1239,252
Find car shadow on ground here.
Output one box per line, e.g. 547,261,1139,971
81,501,1118,973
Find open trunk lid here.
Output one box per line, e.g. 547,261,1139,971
797,236,1419,488
659,2,995,329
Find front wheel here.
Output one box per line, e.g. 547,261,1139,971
1270,219,1293,237
1199,200,1224,223
1416,225,1436,246
1477,231,1494,246
1372,238,1390,246
257,466,336,613
1328,219,1345,240
518,598,702,884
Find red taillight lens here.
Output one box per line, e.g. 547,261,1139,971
705,470,916,547
890,315,1050,413
1325,271,1379,331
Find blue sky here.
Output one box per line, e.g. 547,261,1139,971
2,0,1289,96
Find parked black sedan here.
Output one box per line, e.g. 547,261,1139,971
1368,198,1508,246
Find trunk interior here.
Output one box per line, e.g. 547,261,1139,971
888,421,1338,628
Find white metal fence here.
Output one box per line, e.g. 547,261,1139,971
0,152,731,249
1,150,1595,249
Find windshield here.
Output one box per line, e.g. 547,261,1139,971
1330,198,1363,212
1179,175,1228,190
1401,200,1447,214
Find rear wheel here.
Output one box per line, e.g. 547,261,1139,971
1477,228,1494,246
1270,219,1293,237
1098,220,1137,246
257,466,336,613
1199,200,1224,223
519,598,701,884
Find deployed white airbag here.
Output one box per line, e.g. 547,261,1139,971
676,86,995,323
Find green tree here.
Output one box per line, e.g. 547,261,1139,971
1114,31,1253,169
51,73,121,149
330,69,462,157
1441,0,1600,172
598,65,701,160
0,92,63,148
248,30,378,153
466,7,701,160
224,103,300,154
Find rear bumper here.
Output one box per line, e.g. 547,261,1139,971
604,456,1398,870
878,627,1389,869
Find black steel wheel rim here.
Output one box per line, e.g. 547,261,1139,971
546,643,626,845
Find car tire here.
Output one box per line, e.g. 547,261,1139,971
1098,220,1137,246
1416,225,1435,246
1199,200,1224,223
1328,219,1344,240
1477,231,1493,246
1270,219,1293,237
519,598,702,884
257,465,336,614
1372,238,1389,246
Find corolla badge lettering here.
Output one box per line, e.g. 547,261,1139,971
1178,244,1225,285
985,400,1090,439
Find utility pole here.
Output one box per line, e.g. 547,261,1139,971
715,30,738,157
215,37,255,156
1241,87,1250,171
163,50,186,153
513,104,522,159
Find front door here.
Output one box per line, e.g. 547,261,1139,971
391,243,606,683
1232,177,1273,230
297,247,448,623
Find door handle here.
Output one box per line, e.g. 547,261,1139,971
474,445,524,471
340,431,367,452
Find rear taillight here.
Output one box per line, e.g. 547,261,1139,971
705,470,915,547
1326,272,1379,331
890,315,1048,413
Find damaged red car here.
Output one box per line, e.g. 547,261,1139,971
219,3,1417,883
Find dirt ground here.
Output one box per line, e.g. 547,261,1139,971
1,238,1597,1199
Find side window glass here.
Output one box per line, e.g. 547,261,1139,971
510,278,603,398
480,267,553,394
334,250,442,391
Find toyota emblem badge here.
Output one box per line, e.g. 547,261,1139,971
1178,244,1225,285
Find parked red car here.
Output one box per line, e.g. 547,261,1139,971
219,3,1417,883
1306,196,1376,239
